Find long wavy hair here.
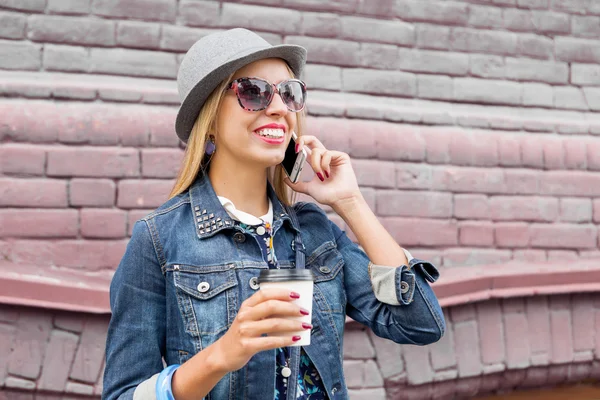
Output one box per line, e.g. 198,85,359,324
169,66,305,206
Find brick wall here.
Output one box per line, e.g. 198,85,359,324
1,0,600,398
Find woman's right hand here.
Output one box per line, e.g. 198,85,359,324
213,288,311,373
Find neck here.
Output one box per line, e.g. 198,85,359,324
208,155,269,218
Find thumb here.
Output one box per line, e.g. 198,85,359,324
284,177,309,194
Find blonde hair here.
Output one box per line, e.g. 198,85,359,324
169,67,305,206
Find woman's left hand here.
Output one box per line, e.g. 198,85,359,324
284,135,362,208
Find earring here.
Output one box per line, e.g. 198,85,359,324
205,135,216,155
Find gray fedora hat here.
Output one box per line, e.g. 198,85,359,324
175,28,307,143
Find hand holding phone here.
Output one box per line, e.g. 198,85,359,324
281,131,307,184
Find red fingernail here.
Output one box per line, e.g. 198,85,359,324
325,171,329,178
295,143,299,153
300,308,309,316
290,291,300,299
302,323,312,330
317,173,324,181
292,335,301,342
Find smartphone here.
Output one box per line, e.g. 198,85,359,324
281,131,307,184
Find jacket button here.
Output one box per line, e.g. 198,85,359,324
400,281,410,294
249,277,260,290
197,282,210,293
319,266,330,274
233,232,246,243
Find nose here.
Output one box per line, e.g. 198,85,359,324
265,90,288,117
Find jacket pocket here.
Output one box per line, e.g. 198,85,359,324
307,242,346,314
173,266,238,346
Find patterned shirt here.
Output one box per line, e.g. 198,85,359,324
219,197,327,400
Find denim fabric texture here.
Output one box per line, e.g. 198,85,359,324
102,173,446,400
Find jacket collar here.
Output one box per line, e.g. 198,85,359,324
188,172,299,239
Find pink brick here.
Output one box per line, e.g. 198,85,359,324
0,209,78,238
499,369,526,390
88,105,149,147
141,148,184,178
93,0,176,22
0,178,67,208
547,250,579,262
549,294,571,310
367,330,404,378
502,297,525,314
522,367,549,389
476,300,505,365
429,315,456,370
117,179,174,209
69,179,116,207
521,135,544,168
443,248,512,267
402,343,434,385
443,167,505,194
595,310,600,359
376,191,452,218
396,163,444,190
490,196,558,221
504,312,531,368
543,137,566,169
9,239,127,271
80,208,127,239
559,198,592,222
381,218,458,246
451,303,476,323
353,160,396,189
530,223,597,249
588,140,600,170
70,316,109,383
343,328,375,359
343,360,365,388
7,311,52,379
540,170,600,197
595,199,600,223
504,169,539,195
572,293,595,352
551,310,574,363
38,330,79,391
376,125,426,162
498,135,521,166
494,222,530,247
0,144,45,175
454,321,482,378
341,118,375,159
458,222,494,246
0,324,16,385
47,147,140,178
564,139,588,169
512,249,547,262
454,194,490,219
54,312,85,333
421,127,452,164
448,130,498,167
2,101,59,143
546,364,569,385
525,296,551,360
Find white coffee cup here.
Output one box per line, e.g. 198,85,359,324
258,269,314,346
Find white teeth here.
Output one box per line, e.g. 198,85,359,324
256,128,284,139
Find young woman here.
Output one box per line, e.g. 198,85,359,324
103,28,445,400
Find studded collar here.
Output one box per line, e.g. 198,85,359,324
188,173,300,239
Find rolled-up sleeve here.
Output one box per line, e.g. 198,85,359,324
368,249,440,306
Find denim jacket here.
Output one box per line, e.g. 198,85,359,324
103,173,445,400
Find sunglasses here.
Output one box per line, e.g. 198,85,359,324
226,77,307,112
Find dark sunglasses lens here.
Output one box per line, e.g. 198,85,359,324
280,81,306,111
236,79,272,110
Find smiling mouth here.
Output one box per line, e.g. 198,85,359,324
255,128,285,139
